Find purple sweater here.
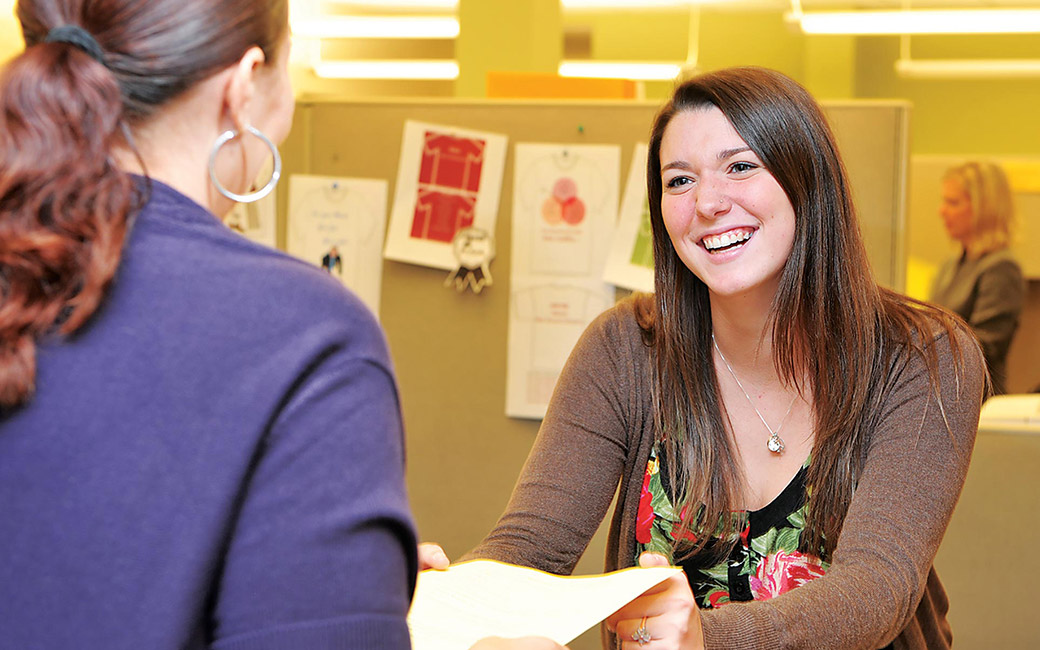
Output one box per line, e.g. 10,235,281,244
0,180,417,649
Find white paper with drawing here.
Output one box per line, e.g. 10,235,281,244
407,560,682,650
506,143,619,419
604,143,654,292
222,157,277,248
287,174,388,317
385,120,508,270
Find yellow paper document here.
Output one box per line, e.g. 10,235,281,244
407,559,683,650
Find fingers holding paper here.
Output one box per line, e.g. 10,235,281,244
605,553,704,650
418,542,451,571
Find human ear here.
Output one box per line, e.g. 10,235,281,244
223,46,267,134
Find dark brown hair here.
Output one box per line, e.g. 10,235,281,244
640,67,972,560
0,0,288,408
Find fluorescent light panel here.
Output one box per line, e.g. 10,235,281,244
794,9,1040,35
558,60,681,80
896,58,1040,78
313,59,460,79
292,15,459,39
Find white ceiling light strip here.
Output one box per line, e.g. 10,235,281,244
896,58,1040,78
558,60,682,80
792,9,1040,35
292,15,460,39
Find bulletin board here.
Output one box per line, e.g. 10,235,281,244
277,98,909,646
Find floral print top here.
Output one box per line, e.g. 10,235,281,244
635,443,828,609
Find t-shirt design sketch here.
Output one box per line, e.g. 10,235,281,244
517,149,611,275
510,284,611,408
287,175,388,317
411,131,486,243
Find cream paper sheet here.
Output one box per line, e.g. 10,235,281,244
407,559,683,650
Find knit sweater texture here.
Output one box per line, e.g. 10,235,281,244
0,180,417,649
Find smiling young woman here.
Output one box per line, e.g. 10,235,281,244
465,67,986,650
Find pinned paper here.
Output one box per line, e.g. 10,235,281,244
385,121,508,271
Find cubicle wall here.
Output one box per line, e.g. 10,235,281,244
278,98,909,648
933,429,1040,648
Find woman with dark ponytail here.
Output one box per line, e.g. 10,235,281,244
0,1,418,648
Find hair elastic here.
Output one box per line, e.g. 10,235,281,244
44,25,106,66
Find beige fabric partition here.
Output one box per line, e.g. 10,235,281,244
933,430,1040,649
278,98,909,649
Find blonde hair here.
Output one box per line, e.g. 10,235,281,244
944,161,1015,257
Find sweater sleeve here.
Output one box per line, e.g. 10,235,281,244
464,306,640,574
698,328,985,650
209,343,418,649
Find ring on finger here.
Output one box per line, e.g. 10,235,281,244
632,615,652,646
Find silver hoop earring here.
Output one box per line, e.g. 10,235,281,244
208,125,282,204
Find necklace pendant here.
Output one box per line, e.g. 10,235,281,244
767,433,785,454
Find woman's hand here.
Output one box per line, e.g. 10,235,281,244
418,542,450,571
469,637,569,650
605,553,704,650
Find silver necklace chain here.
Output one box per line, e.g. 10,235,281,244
712,334,796,454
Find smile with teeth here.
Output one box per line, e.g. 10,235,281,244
702,228,754,253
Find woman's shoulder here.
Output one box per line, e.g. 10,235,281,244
882,293,986,384
126,189,387,363
561,293,656,379
975,248,1024,276
587,292,655,345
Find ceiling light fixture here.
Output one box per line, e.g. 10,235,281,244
896,58,1040,78
792,9,1040,35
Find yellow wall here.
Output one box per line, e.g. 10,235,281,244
0,0,21,64
456,0,561,98
856,34,1040,155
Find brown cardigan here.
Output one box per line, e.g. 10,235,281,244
468,295,984,649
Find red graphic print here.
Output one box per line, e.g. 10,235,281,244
411,188,476,243
419,133,485,193
411,130,486,244
749,550,827,600
540,176,586,226
636,467,656,544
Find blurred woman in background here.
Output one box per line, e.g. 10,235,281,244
931,161,1025,395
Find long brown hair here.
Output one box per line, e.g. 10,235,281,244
0,0,287,408
641,67,972,560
